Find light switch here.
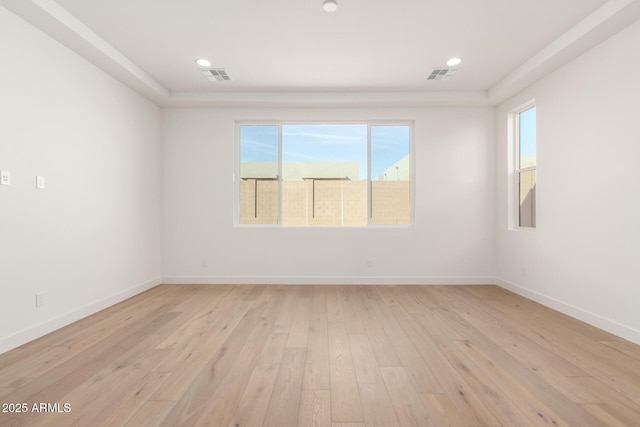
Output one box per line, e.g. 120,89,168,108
36,176,45,189
1,171,10,185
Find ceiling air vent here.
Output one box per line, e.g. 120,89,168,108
200,68,231,81
427,68,458,81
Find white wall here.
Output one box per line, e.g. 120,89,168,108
0,7,162,353
162,107,496,284
495,19,640,343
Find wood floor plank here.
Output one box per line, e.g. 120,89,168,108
188,295,286,426
0,291,181,388
1,284,640,427
293,284,315,299
581,403,634,427
274,291,299,334
567,376,640,425
362,285,378,300
407,287,472,341
40,348,172,427
393,285,426,314
452,339,602,426
0,387,15,399
149,291,255,397
447,339,562,426
448,296,622,408
287,297,313,348
522,373,599,406
0,309,178,427
489,288,614,341
158,293,283,425
449,291,587,375
311,286,328,313
358,297,402,367
230,333,289,427
303,312,331,390
242,284,265,301
154,286,238,350
418,393,467,427
377,303,444,393
339,287,366,335
477,290,640,405
30,306,184,427
124,400,177,427
375,285,402,307
430,296,604,425
327,321,364,423
263,347,307,427
599,339,640,361
409,285,457,305
382,298,501,426
0,346,70,388
299,389,331,427
348,334,399,427
167,284,230,313
248,284,280,309
326,287,345,324
380,366,433,426
151,298,251,375
0,285,181,370
94,371,172,426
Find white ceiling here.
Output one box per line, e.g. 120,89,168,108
49,0,609,91
3,0,640,106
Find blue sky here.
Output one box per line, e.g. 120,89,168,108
239,125,279,162
371,125,410,178
519,106,536,166
240,124,410,180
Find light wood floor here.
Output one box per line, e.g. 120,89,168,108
1,285,640,426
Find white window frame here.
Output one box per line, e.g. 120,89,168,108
234,120,415,228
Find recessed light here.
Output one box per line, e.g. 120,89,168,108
447,57,462,66
196,58,211,67
323,0,338,12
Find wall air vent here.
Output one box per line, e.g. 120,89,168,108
200,68,231,81
427,68,458,81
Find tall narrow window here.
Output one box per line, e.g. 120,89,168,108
517,106,536,228
239,125,279,224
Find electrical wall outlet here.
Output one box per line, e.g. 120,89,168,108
36,292,45,307
36,176,45,189
1,171,10,185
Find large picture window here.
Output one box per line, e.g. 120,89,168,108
516,106,536,228
237,122,412,226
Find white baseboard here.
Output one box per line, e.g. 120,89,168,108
496,278,640,345
161,275,497,285
0,277,161,355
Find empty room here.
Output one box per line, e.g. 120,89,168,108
1,0,640,426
